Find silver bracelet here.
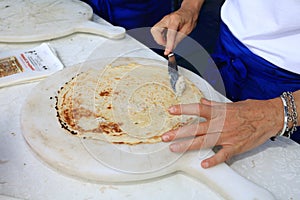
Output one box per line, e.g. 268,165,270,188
283,91,298,137
276,95,289,137
273,92,298,140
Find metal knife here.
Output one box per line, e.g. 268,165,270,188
168,53,179,92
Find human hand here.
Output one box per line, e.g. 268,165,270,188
151,2,201,55
162,98,283,168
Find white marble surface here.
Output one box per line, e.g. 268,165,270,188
0,13,300,200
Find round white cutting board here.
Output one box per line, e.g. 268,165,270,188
21,57,275,200
0,0,125,42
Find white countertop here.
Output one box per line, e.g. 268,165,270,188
0,14,300,200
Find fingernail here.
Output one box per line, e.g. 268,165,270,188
162,134,169,141
201,161,209,168
168,106,176,113
170,144,179,152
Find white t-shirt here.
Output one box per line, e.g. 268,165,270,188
221,0,300,74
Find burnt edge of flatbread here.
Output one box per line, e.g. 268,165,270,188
54,72,125,141
54,73,81,136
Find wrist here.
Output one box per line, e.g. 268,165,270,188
271,91,298,140
181,0,204,17
292,90,300,125
269,97,284,138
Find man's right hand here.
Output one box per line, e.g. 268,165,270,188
150,0,204,55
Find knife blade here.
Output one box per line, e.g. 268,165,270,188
168,53,179,92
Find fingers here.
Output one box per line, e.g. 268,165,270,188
151,15,174,54
162,122,208,142
201,147,234,168
169,132,221,153
151,27,179,56
168,102,213,118
151,15,184,55
166,135,235,169
162,98,235,169
170,136,206,152
165,28,178,55
165,31,176,55
165,30,187,55
150,26,167,47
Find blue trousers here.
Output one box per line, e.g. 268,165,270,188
211,22,300,142
83,0,171,30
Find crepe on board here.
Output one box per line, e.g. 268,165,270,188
55,62,203,144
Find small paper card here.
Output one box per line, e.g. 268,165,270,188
0,43,64,88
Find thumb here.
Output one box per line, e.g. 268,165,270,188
201,147,234,168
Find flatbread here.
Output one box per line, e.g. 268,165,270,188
55,62,203,144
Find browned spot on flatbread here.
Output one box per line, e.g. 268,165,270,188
100,122,122,134
99,88,112,96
